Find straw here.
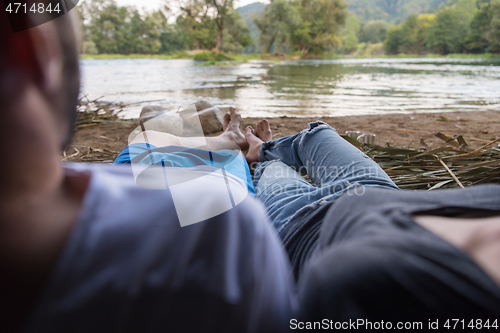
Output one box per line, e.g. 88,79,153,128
66,101,500,191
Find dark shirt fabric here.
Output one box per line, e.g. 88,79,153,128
24,163,297,333
280,202,330,281
292,185,500,325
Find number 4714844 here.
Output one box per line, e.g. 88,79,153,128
444,319,498,330
5,2,61,14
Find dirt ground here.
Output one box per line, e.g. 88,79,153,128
65,110,500,163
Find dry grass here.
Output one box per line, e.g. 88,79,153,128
63,96,131,163
65,102,500,190
343,134,500,190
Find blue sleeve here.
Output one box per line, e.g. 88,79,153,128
114,143,255,195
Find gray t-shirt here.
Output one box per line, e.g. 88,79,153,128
24,163,297,333
299,185,500,325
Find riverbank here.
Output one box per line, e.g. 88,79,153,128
79,52,500,62
65,110,500,163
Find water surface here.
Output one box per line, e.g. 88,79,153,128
80,57,500,119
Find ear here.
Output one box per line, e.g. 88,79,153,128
10,21,63,97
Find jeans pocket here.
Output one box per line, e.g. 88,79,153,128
307,121,334,132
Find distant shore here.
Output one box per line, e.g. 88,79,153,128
65,110,500,163
79,52,500,61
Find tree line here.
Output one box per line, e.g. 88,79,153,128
253,0,348,55
78,0,498,56
346,0,449,24
383,0,500,54
78,0,252,54
79,0,350,56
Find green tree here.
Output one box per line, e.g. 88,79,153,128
340,15,360,53
382,0,500,55
161,23,190,53
359,20,388,43
206,0,235,51
343,31,359,53
292,0,349,55
400,14,421,53
465,1,492,53
238,3,266,53
81,0,176,54
425,0,476,54
384,24,404,54
488,0,500,52
347,0,448,23
384,13,434,55
222,11,253,52
266,0,301,53
254,0,301,54
176,0,217,50
125,10,163,54
144,8,186,54
176,0,250,52
254,14,270,54
426,8,462,53
84,0,130,54
416,13,436,48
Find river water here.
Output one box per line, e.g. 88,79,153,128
80,57,500,119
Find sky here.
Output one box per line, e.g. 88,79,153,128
114,0,267,12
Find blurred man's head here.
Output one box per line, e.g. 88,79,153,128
0,4,80,150
0,9,83,332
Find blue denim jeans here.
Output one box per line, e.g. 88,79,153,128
253,121,399,236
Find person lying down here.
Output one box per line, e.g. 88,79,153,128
117,108,500,328
0,9,297,331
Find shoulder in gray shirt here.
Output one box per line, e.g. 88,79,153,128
24,163,297,333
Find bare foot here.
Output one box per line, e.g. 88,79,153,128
245,126,265,164
220,107,248,151
255,119,272,142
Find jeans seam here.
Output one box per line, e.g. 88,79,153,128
277,199,327,236
298,143,320,186
254,160,282,187
298,124,335,187
255,160,305,192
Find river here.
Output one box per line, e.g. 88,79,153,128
80,57,500,119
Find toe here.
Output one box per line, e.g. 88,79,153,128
223,113,231,130
246,127,258,141
256,121,261,130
